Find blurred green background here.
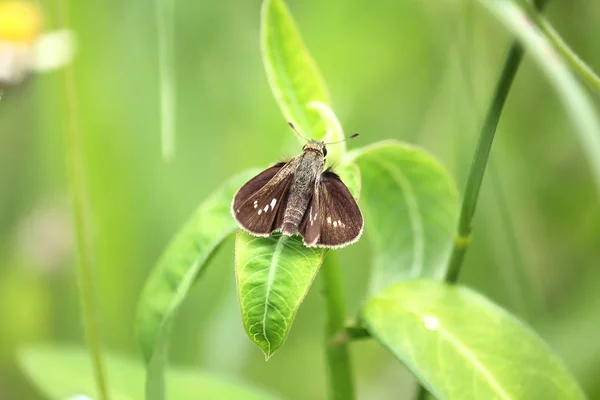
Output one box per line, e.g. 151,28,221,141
1,0,599,399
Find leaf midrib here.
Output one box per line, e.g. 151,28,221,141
377,299,513,400
261,235,286,355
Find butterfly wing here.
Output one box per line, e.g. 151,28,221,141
299,183,321,246
231,162,294,236
299,171,363,248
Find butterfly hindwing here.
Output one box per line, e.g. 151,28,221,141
232,163,293,236
300,171,363,248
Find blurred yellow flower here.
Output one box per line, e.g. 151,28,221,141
0,1,74,85
0,1,42,44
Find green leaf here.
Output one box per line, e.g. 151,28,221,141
136,169,259,397
364,280,586,400
477,0,600,195
261,0,332,141
235,163,361,358
348,141,459,293
18,344,276,400
235,231,325,359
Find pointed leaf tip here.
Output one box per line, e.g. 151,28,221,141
236,232,326,357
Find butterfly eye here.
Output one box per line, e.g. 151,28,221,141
323,147,328,157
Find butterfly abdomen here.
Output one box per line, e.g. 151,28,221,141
281,160,316,235
282,203,306,235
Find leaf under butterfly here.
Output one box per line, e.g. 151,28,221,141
348,141,459,292
236,163,360,357
236,231,325,358
363,280,585,400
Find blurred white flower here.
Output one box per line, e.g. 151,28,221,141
16,198,73,274
0,1,75,86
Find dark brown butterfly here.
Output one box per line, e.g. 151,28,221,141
231,124,363,249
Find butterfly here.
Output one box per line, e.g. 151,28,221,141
231,124,363,249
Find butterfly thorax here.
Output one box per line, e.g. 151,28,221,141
281,146,324,235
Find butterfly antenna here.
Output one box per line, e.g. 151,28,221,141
324,133,359,145
288,122,311,142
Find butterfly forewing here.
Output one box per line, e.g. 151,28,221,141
299,184,321,246
300,171,363,248
232,163,293,236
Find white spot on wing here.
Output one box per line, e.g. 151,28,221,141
333,221,338,227
327,217,332,224
264,205,269,212
423,315,439,331
253,200,258,209
270,198,277,210
258,209,262,215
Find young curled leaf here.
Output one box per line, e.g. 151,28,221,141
308,101,346,165
261,0,331,141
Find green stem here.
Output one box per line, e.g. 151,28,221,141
445,0,550,283
155,0,176,161
445,41,524,283
538,17,600,93
145,326,169,400
322,252,355,400
54,1,110,399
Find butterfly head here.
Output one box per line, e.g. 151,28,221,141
302,140,327,157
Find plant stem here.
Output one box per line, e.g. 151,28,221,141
146,329,168,400
445,41,524,283
322,252,355,400
538,17,600,93
445,0,550,283
54,1,110,399
155,0,176,161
